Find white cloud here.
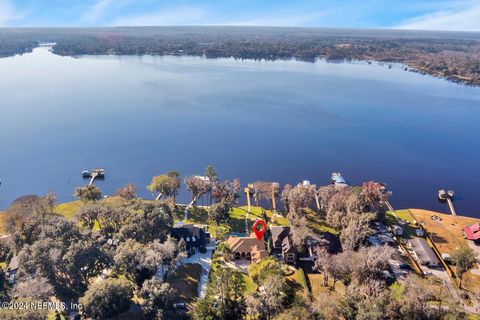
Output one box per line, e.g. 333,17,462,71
225,12,328,27
396,3,480,31
0,0,23,26
80,0,131,25
110,6,207,26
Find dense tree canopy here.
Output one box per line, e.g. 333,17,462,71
79,277,133,319
74,185,102,202
147,171,181,201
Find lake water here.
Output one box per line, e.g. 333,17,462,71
1,47,480,217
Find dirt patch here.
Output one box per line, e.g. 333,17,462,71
167,263,202,304
409,209,480,294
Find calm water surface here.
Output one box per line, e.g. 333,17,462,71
1,48,480,217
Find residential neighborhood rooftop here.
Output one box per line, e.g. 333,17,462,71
463,223,480,241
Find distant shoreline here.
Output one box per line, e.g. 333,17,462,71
1,27,479,85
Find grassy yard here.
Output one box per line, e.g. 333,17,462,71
167,263,203,304
384,210,417,239
286,269,308,297
229,206,288,232
174,205,289,237
308,272,345,297
54,201,84,219
304,208,337,235
409,209,480,294
395,209,416,224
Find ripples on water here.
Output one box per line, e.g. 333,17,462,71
0,47,479,217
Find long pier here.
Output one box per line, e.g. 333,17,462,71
446,198,457,216
88,172,99,186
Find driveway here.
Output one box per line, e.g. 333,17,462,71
424,266,479,315
178,240,216,297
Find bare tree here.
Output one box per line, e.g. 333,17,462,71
44,192,58,213
286,183,315,218
114,184,137,200
337,246,394,285
281,184,293,212
252,181,280,210
211,179,241,205
289,215,310,251
314,248,333,287
184,176,212,208
360,181,391,216
340,212,375,251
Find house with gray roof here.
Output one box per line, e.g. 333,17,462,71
409,238,440,267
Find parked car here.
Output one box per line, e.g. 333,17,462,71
174,303,187,309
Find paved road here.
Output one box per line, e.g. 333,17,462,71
425,267,479,315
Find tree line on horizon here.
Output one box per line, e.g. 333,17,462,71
0,28,479,85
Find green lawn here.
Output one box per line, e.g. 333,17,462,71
304,208,337,235
229,206,288,234
395,209,416,223
174,205,289,237
384,210,417,239
173,206,219,237
54,201,83,219
286,269,308,297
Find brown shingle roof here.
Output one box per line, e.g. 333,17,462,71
226,234,267,263
226,234,266,253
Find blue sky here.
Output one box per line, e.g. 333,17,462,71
1,0,479,31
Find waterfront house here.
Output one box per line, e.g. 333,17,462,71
270,226,297,263
299,233,341,262
270,226,296,263
373,221,389,234
377,234,396,246
463,223,480,244
226,234,268,263
171,223,207,255
409,238,440,267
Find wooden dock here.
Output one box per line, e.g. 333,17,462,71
438,189,456,216
82,168,105,187
446,198,457,216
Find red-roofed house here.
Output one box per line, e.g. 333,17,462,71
463,223,480,244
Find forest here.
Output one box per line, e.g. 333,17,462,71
0,166,477,319
0,27,479,85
